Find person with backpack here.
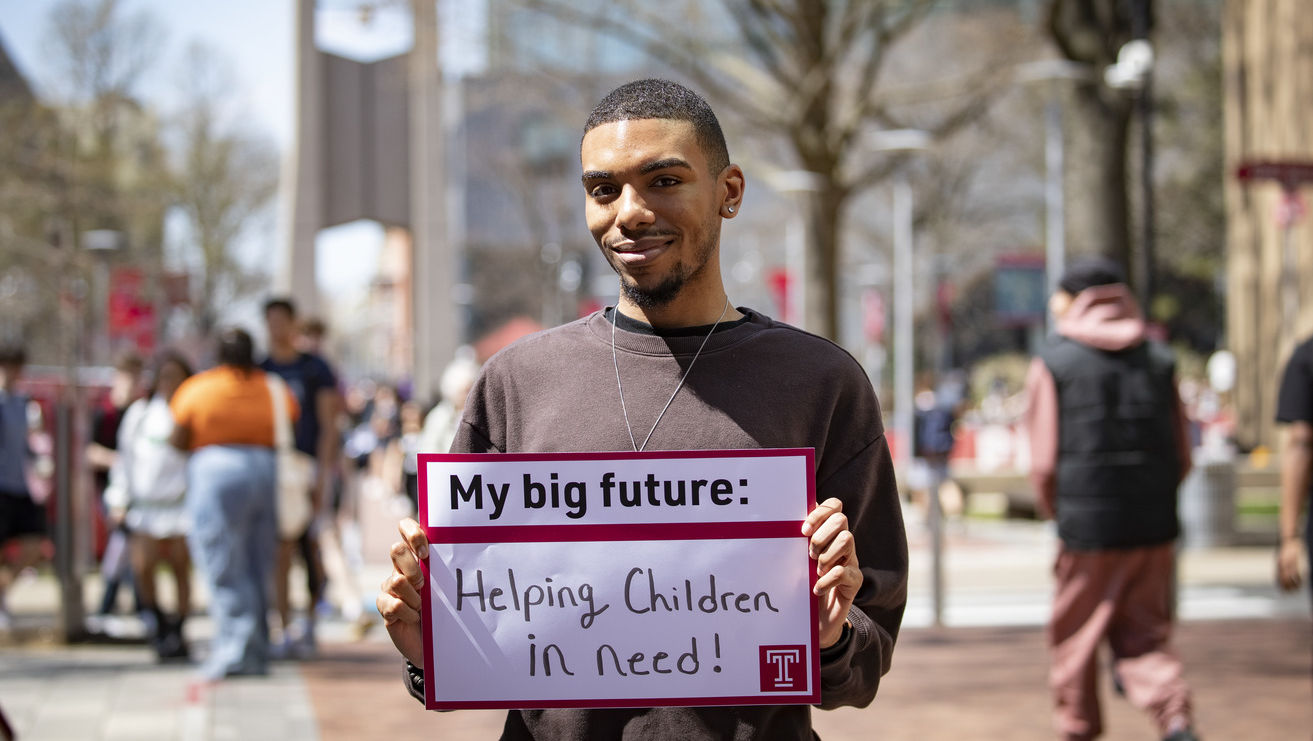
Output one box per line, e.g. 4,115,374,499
1024,258,1199,741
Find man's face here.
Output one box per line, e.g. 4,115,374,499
581,118,734,309
266,307,295,345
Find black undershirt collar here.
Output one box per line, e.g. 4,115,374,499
602,306,751,337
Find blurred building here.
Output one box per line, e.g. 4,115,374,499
1224,0,1313,450
289,0,785,396
332,226,413,384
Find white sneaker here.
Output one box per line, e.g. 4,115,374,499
102,614,143,639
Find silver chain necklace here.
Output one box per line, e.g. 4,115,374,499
611,296,732,452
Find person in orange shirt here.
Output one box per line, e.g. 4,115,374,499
170,328,297,681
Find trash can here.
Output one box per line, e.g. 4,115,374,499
1178,459,1236,548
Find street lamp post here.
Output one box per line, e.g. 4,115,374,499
867,129,937,623
1016,60,1096,329
866,130,932,475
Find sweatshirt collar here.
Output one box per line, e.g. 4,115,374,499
600,305,752,337
588,306,768,356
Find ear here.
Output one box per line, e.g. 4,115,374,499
719,164,745,218
1049,290,1073,318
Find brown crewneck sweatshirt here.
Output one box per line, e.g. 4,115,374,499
414,308,907,740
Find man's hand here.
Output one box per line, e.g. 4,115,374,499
376,518,429,668
803,498,863,649
1277,538,1303,592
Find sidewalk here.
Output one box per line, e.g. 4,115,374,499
5,614,1307,740
2,512,1309,740
301,618,1312,741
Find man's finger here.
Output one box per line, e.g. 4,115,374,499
814,563,862,596
816,530,856,573
808,512,850,559
400,517,430,554
802,498,843,536
390,539,426,591
384,571,422,612
377,592,420,625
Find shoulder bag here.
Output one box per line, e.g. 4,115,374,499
266,373,315,539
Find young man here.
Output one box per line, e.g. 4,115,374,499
0,345,43,632
1274,335,1313,666
377,79,907,738
1024,258,1198,741
261,298,341,657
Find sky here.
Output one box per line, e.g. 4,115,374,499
0,0,486,303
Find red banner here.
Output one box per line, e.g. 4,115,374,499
107,267,155,354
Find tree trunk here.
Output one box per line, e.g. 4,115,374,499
1063,84,1134,267
805,184,846,341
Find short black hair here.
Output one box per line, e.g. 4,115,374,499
264,297,297,318
1059,257,1127,295
583,79,730,174
216,328,255,371
0,344,26,367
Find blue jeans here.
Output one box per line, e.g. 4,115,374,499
186,445,276,680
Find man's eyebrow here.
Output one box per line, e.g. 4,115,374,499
580,158,694,184
639,157,692,175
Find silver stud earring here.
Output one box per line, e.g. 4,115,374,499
726,205,735,214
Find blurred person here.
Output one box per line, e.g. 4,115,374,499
377,78,906,736
170,328,296,681
1274,336,1313,622
1024,258,1197,741
261,298,340,658
368,383,401,450
86,350,144,628
0,345,43,632
391,400,424,512
104,351,194,661
296,317,377,637
418,353,479,457
913,374,964,507
331,378,385,633
358,383,402,500
341,380,376,471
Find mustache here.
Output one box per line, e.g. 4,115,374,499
604,229,678,249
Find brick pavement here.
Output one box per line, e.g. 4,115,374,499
6,511,1308,739
301,618,1312,740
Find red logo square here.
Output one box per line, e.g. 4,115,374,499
759,644,807,692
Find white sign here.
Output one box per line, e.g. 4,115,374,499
418,449,818,709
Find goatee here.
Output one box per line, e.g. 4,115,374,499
619,274,686,309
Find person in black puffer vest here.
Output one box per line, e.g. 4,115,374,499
1023,258,1199,741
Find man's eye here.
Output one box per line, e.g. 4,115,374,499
652,176,679,187
589,184,617,199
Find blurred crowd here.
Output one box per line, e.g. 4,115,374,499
0,296,482,681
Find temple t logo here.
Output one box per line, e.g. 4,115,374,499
759,645,806,692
